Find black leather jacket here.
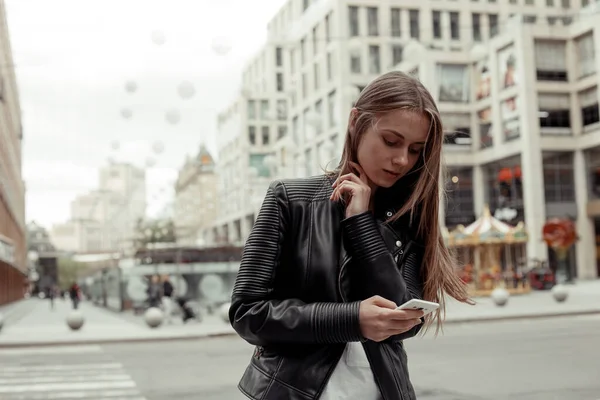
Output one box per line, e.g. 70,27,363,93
229,174,425,400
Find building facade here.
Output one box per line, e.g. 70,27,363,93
50,162,146,254
0,0,26,306
206,0,599,279
173,145,218,245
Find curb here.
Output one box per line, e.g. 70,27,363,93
2,309,599,349
444,309,600,325
0,330,238,349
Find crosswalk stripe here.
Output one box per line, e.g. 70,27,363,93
0,345,104,356
0,380,137,393
0,362,122,372
3,388,143,400
0,374,132,384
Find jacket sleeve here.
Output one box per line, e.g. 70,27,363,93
229,181,364,347
341,211,425,341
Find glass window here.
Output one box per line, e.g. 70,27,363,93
585,147,600,199
437,64,470,103
432,11,442,39
248,126,256,145
367,7,379,36
535,41,568,81
472,13,481,42
450,12,460,40
543,152,575,202
391,8,401,37
349,6,359,37
442,114,471,146
445,167,475,228
392,45,403,66
539,93,571,130
576,33,596,79
247,100,256,119
579,86,599,127
368,45,381,74
327,90,337,128
409,10,419,39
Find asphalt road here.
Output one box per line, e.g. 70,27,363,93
1,314,599,400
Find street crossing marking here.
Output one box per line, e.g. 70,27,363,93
0,347,147,399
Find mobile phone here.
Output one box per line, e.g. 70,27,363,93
396,299,440,317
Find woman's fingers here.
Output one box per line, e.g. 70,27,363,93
332,172,363,188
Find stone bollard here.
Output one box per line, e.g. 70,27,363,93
551,284,568,303
66,310,85,331
144,307,164,328
491,288,510,307
219,303,231,324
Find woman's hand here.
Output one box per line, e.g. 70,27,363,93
358,296,424,342
330,162,371,219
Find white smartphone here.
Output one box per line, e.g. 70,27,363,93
397,299,440,317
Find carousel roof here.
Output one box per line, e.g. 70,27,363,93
447,205,528,246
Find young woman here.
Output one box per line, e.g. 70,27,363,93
229,71,472,400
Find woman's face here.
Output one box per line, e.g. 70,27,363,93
355,109,429,189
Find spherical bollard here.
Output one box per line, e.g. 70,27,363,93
551,284,568,303
491,288,510,307
66,311,85,331
144,307,164,329
219,303,231,324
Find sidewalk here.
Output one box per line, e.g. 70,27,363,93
0,299,234,348
0,280,599,348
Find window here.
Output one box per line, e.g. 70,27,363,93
314,100,323,134
261,126,270,145
305,148,313,176
260,100,269,119
350,53,361,74
303,0,309,11
442,114,471,146
325,14,331,43
576,33,596,79
349,6,359,37
327,52,333,80
585,148,600,199
292,116,299,144
275,47,283,67
369,45,380,74
478,107,493,149
247,100,256,119
579,87,600,127
501,96,520,140
485,161,524,212
437,64,470,103
489,14,498,38
277,126,287,140
312,26,318,55
313,62,320,90
391,8,401,37
276,73,284,92
450,12,460,40
543,153,575,202
300,38,306,64
301,73,307,98
432,11,442,39
367,7,379,36
538,93,571,130
445,167,475,228
328,90,337,128
290,50,295,74
303,107,313,141
535,41,568,81
392,45,403,66
472,13,481,42
276,99,287,121
409,10,419,39
248,126,256,145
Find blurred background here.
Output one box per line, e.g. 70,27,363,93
0,0,599,399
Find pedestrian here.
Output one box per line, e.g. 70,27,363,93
69,282,81,310
161,275,174,324
146,275,162,309
48,285,57,310
229,71,474,400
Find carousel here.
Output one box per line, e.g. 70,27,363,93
445,205,531,296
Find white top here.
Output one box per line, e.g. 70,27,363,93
320,342,382,400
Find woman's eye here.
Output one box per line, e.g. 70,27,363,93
409,148,422,155
383,138,397,146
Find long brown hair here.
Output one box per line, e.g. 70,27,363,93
335,71,474,334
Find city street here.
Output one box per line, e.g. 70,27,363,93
1,314,599,400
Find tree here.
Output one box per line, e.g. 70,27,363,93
133,218,177,249
57,258,85,290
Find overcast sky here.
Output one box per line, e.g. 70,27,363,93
6,0,286,228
